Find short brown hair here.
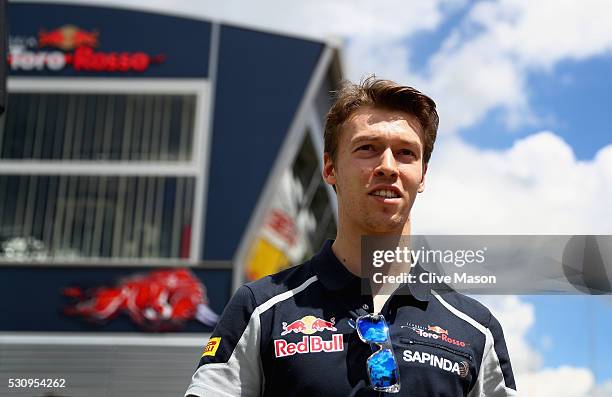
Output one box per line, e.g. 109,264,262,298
324,76,439,164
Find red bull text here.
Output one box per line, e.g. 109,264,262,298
274,335,344,358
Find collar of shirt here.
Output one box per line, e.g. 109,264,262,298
311,239,431,302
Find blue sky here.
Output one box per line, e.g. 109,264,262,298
524,295,612,384
401,0,612,160
460,55,612,160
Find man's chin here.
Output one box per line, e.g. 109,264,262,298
363,217,406,235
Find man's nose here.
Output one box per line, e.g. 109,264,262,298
374,148,398,178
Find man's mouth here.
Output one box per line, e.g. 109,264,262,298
370,189,400,199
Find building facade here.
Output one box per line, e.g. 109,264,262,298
0,2,341,396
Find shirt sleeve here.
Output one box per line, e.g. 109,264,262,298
185,285,262,397
471,314,517,397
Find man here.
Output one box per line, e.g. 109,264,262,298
185,77,516,396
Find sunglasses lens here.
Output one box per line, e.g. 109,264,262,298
357,315,389,343
368,349,399,389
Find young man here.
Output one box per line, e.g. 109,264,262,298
185,77,517,396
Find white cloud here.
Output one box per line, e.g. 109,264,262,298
592,380,612,397
468,0,612,69
521,367,595,397
53,0,450,41
426,35,528,133
344,38,419,85
198,0,447,40
413,132,612,234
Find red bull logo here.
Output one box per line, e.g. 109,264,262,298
281,315,337,335
275,315,343,358
62,268,218,331
39,25,99,51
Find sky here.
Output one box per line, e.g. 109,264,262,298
32,0,612,395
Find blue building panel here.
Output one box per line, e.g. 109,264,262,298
203,25,324,260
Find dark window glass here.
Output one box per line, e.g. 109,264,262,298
0,175,195,260
0,93,195,161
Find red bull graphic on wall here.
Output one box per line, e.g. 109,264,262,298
8,24,165,73
62,268,218,332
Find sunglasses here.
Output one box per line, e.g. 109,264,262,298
355,314,400,393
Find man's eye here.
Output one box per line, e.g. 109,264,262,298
357,145,374,151
399,149,415,156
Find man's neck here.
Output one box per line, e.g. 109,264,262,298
332,220,413,313
331,220,412,277
330,233,362,277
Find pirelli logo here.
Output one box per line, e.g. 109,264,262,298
202,337,221,357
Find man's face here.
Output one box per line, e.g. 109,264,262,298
323,106,427,235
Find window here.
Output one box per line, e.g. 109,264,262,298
0,93,195,161
0,90,201,261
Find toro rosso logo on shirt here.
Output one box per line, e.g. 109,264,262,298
403,323,468,347
275,315,343,358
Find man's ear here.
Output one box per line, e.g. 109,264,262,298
417,162,427,193
322,152,337,187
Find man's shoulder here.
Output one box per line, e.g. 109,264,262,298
243,259,318,307
430,287,494,330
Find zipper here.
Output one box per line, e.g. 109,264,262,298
400,337,473,361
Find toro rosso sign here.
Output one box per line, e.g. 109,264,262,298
8,24,165,73
7,3,210,78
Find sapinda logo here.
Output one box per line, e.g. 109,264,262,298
403,349,469,378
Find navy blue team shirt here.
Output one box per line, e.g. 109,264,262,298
186,240,517,396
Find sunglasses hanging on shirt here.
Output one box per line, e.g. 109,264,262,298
355,313,401,393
